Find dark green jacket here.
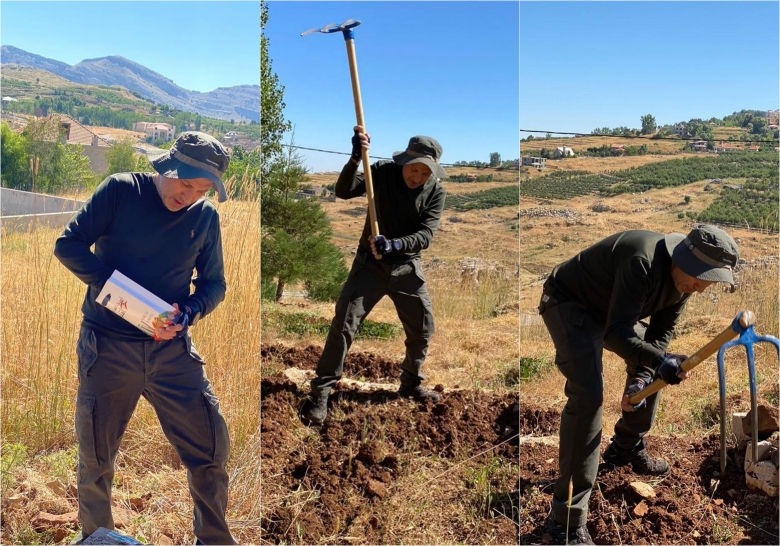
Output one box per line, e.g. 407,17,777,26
544,230,690,377
336,160,445,264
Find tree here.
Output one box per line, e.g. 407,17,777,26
1,122,29,189
489,152,501,167
261,1,292,179
105,138,138,177
261,143,347,302
640,114,657,135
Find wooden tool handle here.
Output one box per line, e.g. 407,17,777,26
345,39,379,237
628,310,755,405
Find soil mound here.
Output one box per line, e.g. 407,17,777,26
262,343,401,382
520,432,779,544
261,373,519,544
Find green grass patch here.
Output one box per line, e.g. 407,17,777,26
270,311,400,340
519,355,553,380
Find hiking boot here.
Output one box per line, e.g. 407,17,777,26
398,384,441,403
603,439,670,476
301,390,329,425
543,514,594,545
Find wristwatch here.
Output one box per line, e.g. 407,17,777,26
391,239,402,252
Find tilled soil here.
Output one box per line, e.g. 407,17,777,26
262,343,401,382
520,406,779,545
261,347,519,545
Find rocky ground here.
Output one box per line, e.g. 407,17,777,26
519,407,779,545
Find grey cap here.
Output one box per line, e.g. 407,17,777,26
148,131,230,202
664,225,740,285
392,135,447,180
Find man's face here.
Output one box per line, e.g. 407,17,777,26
402,163,433,189
671,264,716,294
155,175,213,211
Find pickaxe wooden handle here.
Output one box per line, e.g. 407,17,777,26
628,310,756,405
344,39,379,237
301,20,379,237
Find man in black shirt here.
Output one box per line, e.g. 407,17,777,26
538,225,739,545
54,132,236,545
302,127,446,425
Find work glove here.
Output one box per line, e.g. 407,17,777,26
172,303,200,339
351,129,370,163
654,352,687,385
624,377,649,411
372,235,393,255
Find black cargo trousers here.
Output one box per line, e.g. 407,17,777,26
75,324,235,545
311,250,435,395
538,293,662,527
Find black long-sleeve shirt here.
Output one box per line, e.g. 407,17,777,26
54,173,226,341
336,160,445,264
544,230,690,378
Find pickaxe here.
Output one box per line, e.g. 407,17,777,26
628,310,756,405
301,19,379,237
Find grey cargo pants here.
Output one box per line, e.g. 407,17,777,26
539,295,661,527
311,251,435,395
75,325,235,545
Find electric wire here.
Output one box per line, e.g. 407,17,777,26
279,143,487,168
520,129,780,144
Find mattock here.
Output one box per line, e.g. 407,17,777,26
716,312,780,474
301,19,380,237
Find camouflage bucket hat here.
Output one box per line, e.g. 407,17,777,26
148,131,230,202
664,224,740,285
392,135,447,180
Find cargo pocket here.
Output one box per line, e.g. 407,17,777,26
76,327,98,378
75,394,99,466
184,333,205,365
201,390,230,462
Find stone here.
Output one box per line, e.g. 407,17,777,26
53,529,67,542
45,480,66,497
743,405,779,438
713,499,724,506
632,501,649,517
746,440,775,465
32,511,79,530
732,412,749,449
745,458,779,498
156,535,174,545
6,493,26,509
129,497,146,511
630,482,656,499
112,506,135,528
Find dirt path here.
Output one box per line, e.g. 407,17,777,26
520,407,779,545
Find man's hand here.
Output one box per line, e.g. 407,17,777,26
655,353,690,385
369,235,390,259
621,377,649,412
154,303,184,341
351,125,371,164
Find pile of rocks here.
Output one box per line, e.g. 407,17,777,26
519,207,579,219
732,403,779,497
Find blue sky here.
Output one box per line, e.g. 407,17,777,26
265,1,519,173
1,1,259,92
520,1,780,137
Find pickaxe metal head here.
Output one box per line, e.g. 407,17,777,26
300,19,361,40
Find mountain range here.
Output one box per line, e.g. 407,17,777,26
0,45,259,123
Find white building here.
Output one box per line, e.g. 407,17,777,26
132,122,176,142
553,146,575,159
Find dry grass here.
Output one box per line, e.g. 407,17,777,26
266,183,520,393
522,135,686,155
519,177,779,442
1,176,260,544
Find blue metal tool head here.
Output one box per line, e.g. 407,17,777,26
300,19,361,40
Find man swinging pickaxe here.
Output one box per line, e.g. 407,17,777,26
300,20,448,426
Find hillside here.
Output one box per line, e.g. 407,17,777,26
1,45,259,122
